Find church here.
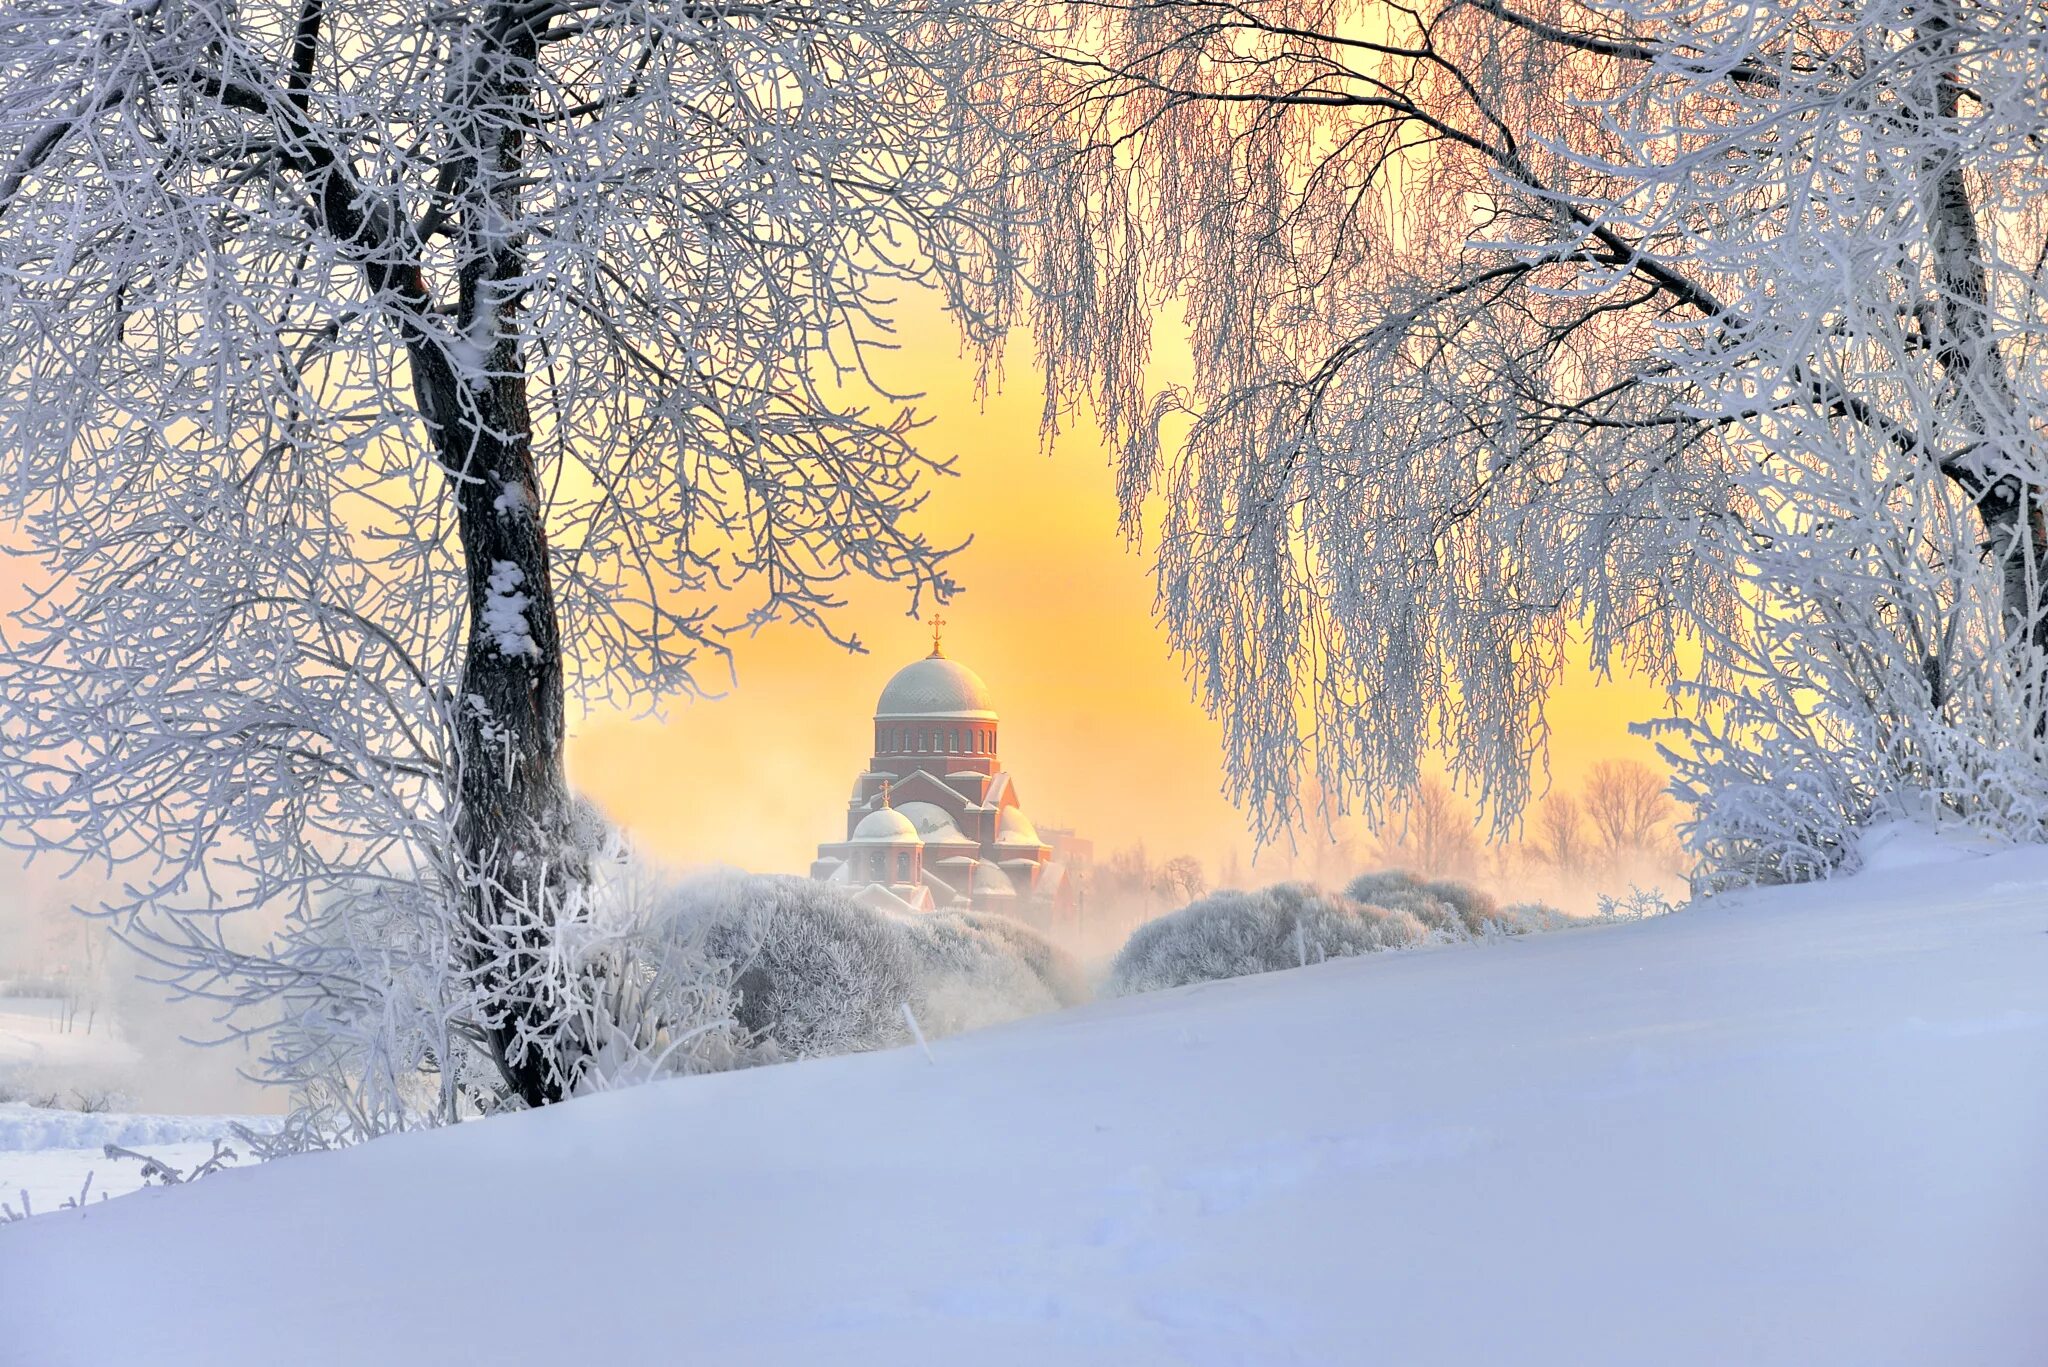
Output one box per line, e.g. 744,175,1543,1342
810,626,1089,933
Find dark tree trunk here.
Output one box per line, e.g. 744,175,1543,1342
406,8,582,1109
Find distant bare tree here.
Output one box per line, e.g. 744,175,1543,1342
1583,761,1674,861
1151,856,1207,909
1532,793,1593,882
1373,779,1479,881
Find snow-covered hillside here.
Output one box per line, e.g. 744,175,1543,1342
4,832,2046,1366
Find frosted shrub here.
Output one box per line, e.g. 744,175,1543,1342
1594,888,1684,922
1106,884,1425,997
1341,870,1562,940
895,910,1089,1036
1499,903,1575,934
939,911,1090,1007
666,876,918,1061
655,879,1093,1059
256,849,753,1146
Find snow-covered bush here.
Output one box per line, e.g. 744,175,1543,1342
1499,903,1575,934
934,910,1090,1007
896,910,1088,1036
0,1081,61,1110
1593,888,1684,922
252,845,756,1150
664,875,919,1062
1105,884,1426,997
1342,871,1567,940
652,876,1088,1062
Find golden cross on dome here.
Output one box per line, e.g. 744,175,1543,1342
928,612,947,658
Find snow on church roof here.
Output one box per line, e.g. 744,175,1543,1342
896,801,969,844
875,655,996,721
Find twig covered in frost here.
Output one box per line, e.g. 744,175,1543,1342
901,1002,936,1066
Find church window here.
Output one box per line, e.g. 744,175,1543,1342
948,728,959,752
897,851,911,881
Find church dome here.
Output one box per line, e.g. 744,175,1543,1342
851,806,921,845
995,804,1042,846
971,860,1016,898
875,654,996,720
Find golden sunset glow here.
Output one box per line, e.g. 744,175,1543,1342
568,297,1676,877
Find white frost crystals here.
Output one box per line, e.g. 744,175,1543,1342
482,561,539,659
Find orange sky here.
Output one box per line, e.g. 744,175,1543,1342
569,298,1677,879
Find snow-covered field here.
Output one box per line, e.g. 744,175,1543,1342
3,829,2045,1366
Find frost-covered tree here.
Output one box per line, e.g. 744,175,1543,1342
0,0,1020,1115
979,0,2048,879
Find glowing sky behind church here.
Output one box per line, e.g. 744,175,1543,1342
569,298,1675,877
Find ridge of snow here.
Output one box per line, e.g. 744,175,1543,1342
0,1106,273,1154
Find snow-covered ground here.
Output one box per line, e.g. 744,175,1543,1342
4,830,2045,1366
0,1106,272,1219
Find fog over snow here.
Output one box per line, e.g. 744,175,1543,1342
4,823,2043,1366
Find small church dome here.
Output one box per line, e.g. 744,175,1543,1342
971,860,1016,897
876,655,996,721
851,806,921,845
995,804,1042,846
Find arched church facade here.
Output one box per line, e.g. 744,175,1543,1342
810,639,1088,934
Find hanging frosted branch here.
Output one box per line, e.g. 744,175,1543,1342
975,0,2048,877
